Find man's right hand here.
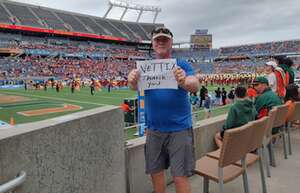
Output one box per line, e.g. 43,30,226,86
128,69,140,90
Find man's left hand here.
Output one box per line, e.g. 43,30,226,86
174,67,186,87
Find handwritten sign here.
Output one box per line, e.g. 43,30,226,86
136,59,177,90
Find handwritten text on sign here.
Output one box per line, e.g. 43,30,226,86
137,59,177,90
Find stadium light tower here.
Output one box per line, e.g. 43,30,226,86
104,0,162,23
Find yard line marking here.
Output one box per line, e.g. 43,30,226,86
18,104,82,116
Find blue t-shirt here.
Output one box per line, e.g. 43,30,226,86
144,59,194,132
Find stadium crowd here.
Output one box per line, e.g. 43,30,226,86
0,56,135,84
219,40,300,56
0,35,150,86
1,38,147,58
213,59,266,74
1,33,299,93
189,55,300,153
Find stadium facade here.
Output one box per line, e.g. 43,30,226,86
0,0,299,81
0,0,163,42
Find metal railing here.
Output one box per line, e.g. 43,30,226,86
0,171,26,193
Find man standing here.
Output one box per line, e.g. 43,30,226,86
215,87,221,105
71,80,75,94
265,61,277,93
228,87,235,103
44,81,47,91
274,56,290,97
107,80,111,93
90,79,95,96
199,86,207,107
128,27,199,193
221,87,227,106
24,81,27,91
55,81,60,93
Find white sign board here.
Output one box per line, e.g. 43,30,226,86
136,59,178,91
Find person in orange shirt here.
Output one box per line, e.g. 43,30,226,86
285,84,300,121
120,101,134,113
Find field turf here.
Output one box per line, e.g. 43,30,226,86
0,87,136,124
0,85,232,140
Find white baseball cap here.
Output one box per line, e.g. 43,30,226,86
265,61,277,68
151,27,173,40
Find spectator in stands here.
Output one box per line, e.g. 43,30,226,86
199,86,207,107
273,56,288,98
215,85,257,147
276,56,292,80
253,77,282,133
265,61,277,93
12,17,17,25
284,84,300,121
128,26,199,193
221,87,227,105
285,58,295,84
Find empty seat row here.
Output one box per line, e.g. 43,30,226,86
0,1,160,41
0,4,12,23
4,2,42,27
31,7,67,31
75,16,106,35
54,12,89,33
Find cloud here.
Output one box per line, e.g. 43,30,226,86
11,0,300,47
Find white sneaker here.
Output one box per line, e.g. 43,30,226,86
133,132,139,136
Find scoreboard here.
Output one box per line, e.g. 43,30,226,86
190,29,212,49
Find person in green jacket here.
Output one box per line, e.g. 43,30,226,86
285,58,295,84
253,77,282,117
215,85,257,148
252,76,282,133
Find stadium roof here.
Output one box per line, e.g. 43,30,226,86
0,0,164,43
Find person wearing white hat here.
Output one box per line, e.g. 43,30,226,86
128,26,199,193
265,61,277,92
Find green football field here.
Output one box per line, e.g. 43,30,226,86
0,85,232,140
0,87,137,124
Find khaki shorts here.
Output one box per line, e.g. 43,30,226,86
144,129,195,177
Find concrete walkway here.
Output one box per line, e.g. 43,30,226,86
166,128,300,193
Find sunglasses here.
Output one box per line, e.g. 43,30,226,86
151,27,173,37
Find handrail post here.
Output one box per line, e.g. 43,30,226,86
0,171,26,193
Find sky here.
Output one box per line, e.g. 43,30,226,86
12,0,300,48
